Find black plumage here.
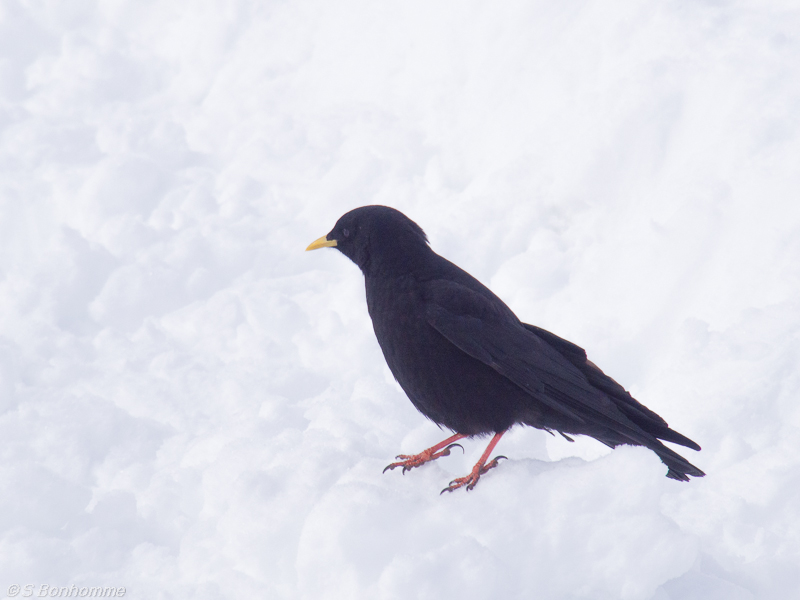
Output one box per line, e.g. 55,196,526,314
307,205,704,492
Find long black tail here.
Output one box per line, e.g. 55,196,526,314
524,323,705,481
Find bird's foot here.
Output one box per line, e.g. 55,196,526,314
382,443,464,474
440,455,507,493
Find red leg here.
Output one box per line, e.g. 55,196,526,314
383,433,467,474
441,431,507,493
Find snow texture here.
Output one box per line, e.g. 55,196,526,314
1,1,799,598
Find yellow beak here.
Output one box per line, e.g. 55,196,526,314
306,235,338,251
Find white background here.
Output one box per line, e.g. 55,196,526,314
1,1,799,598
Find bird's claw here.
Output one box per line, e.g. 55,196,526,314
382,462,406,474
383,453,420,473
441,475,477,494
440,475,482,494
439,455,507,494
441,443,464,456
383,444,465,475
480,455,507,474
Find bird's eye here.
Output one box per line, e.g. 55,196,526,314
342,228,350,238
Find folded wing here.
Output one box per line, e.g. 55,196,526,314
424,278,704,480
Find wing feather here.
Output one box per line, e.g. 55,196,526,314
423,280,651,437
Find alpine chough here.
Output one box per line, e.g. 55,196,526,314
307,205,704,492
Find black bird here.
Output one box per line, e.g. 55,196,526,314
307,206,704,492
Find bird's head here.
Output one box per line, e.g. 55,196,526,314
306,205,430,276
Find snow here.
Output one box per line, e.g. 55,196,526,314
1,0,799,598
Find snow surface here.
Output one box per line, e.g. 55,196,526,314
1,1,800,598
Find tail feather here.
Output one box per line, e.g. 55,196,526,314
653,441,705,480
523,322,705,481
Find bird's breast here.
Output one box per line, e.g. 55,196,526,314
366,275,427,372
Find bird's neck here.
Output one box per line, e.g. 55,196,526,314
362,241,436,278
